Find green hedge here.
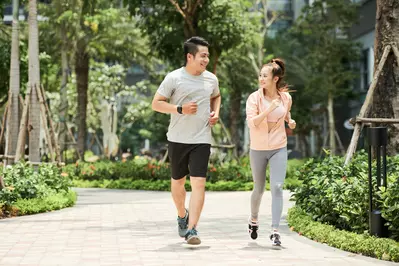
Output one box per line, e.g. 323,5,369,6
292,151,399,241
1,191,77,218
288,207,399,262
65,156,304,191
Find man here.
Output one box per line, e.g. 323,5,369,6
151,36,221,245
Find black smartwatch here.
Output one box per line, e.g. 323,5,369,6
177,105,183,114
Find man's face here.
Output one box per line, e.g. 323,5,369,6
187,45,210,72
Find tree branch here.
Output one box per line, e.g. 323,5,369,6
392,44,399,64
265,12,279,32
248,52,260,73
192,0,204,16
168,0,186,19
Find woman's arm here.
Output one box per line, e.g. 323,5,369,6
246,96,278,128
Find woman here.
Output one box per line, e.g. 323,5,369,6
245,58,296,246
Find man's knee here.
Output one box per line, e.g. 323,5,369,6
190,176,206,190
171,176,186,187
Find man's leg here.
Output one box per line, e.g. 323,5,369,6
171,176,187,218
187,176,206,229
168,141,190,238
184,143,210,245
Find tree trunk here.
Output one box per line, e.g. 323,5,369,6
5,0,21,165
229,89,242,156
371,0,399,155
300,133,310,158
212,52,219,75
28,0,41,163
327,91,336,155
59,30,69,157
75,43,89,160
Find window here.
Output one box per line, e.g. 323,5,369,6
267,19,291,38
352,47,373,92
361,49,369,91
268,0,292,12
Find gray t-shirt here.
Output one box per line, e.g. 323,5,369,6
157,67,220,144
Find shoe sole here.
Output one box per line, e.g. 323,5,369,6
186,236,201,245
250,229,258,240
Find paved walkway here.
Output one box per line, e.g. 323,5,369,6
0,188,397,266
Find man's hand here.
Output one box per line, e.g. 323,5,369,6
209,111,219,127
288,119,296,129
182,101,197,114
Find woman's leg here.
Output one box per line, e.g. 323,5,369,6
249,149,269,221
269,147,288,230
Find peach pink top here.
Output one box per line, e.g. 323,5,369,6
246,89,292,150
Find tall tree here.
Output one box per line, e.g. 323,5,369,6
5,0,21,165
289,0,360,155
125,0,251,73
74,0,92,159
40,0,149,159
28,0,41,163
54,0,75,156
371,0,399,155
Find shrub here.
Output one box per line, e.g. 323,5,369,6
1,162,72,206
292,150,399,240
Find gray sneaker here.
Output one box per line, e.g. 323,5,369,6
185,227,201,245
270,231,281,246
177,209,189,237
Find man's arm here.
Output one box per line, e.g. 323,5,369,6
209,94,221,126
152,92,197,114
210,94,221,116
151,93,178,114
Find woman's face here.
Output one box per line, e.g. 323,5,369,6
259,66,278,89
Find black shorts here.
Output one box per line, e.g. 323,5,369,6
168,141,211,180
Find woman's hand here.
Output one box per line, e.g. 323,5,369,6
268,99,280,112
288,119,296,129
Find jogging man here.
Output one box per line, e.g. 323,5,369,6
151,36,221,245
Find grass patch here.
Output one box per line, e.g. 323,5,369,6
0,191,77,218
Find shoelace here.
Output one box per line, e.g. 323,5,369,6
178,216,187,229
271,232,280,241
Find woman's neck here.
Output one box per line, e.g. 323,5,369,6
263,87,278,98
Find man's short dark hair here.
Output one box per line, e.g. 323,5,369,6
183,36,209,66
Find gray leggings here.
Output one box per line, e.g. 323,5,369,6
250,147,287,229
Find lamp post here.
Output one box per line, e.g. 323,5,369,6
367,127,389,237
